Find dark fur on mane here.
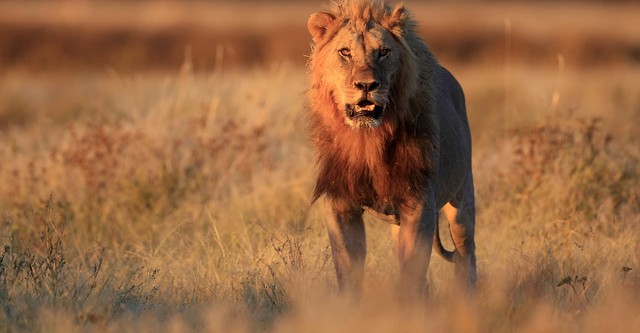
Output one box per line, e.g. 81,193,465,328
310,101,436,208
308,0,438,208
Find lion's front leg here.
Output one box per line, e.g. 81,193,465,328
395,199,436,298
325,198,366,295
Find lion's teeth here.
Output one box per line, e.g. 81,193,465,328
356,105,375,112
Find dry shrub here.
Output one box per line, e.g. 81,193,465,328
472,113,640,319
0,196,170,331
56,114,269,210
507,115,638,222
1,197,102,326
0,64,639,332
61,121,142,196
511,117,611,193
0,65,309,331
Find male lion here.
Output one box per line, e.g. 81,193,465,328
307,0,476,296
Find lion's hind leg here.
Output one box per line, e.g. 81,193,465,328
441,173,477,290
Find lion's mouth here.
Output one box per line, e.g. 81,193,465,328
345,100,384,120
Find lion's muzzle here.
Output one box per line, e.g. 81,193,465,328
345,100,384,120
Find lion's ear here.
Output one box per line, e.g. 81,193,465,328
308,12,336,44
388,4,411,36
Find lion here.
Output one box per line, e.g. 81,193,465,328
306,0,476,296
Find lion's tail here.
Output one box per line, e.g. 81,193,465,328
433,214,455,263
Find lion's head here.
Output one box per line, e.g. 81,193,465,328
307,0,437,206
307,0,420,130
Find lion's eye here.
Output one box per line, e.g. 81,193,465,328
379,48,390,58
339,48,351,57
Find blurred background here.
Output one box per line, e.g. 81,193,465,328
1,0,638,73
0,1,639,332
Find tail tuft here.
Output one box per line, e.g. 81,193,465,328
433,213,455,262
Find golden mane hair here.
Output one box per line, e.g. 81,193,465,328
307,0,439,209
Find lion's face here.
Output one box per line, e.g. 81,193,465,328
328,25,401,129
308,11,405,130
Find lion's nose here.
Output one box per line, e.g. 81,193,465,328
354,80,380,93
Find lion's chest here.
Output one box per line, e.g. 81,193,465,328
314,131,430,209
352,160,415,213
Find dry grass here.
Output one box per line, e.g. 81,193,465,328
1,1,640,330
0,60,638,332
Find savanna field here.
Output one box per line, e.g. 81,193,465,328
1,1,639,332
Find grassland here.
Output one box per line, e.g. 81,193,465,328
1,1,640,332
1,1,639,70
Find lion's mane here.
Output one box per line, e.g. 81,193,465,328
307,0,439,208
